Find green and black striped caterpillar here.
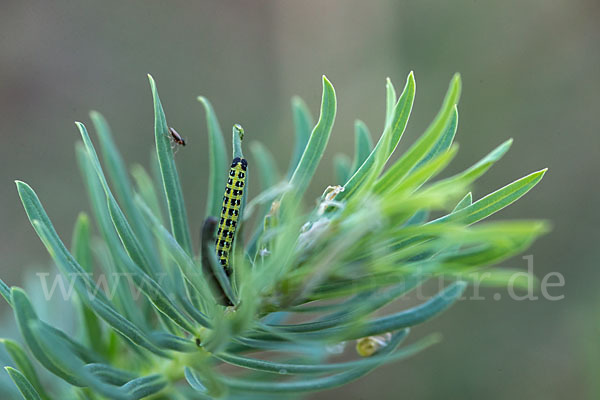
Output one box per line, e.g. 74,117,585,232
216,157,247,274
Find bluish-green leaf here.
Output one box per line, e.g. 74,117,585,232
250,141,279,191
76,144,146,327
221,330,411,393
121,374,168,400
374,74,462,194
427,139,513,197
131,165,164,223
105,197,198,334
148,74,193,254
135,196,215,316
84,363,137,386
350,120,374,175
287,96,314,179
11,287,85,386
286,76,337,199
387,145,459,195
16,181,166,356
267,276,423,333
149,331,196,353
2,339,49,400
412,106,458,172
76,122,196,334
433,169,547,225
218,330,440,375
0,278,11,306
28,321,131,400
294,281,467,341
340,72,416,200
198,96,228,219
76,122,160,278
454,192,473,211
5,367,42,400
71,213,106,356
334,154,351,185
385,77,398,126
90,111,160,267
232,124,245,159
184,366,225,398
71,212,93,272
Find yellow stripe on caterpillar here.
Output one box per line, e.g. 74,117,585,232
216,157,247,274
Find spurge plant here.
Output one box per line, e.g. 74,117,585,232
0,72,547,399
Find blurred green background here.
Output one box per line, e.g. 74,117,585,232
1,0,598,399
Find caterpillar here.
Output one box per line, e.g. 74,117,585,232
216,157,247,274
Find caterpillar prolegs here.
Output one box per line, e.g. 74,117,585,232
216,157,247,274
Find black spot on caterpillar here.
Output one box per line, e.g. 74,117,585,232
216,157,247,274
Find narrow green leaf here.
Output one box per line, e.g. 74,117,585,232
76,123,196,333
439,222,549,268
11,288,84,386
266,276,423,333
76,122,160,278
2,340,49,400
183,367,213,399
16,181,166,356
149,332,196,353
374,74,462,194
148,74,193,254
454,192,473,211
287,96,314,179
293,281,467,341
333,154,351,185
242,182,293,223
76,144,146,327
287,76,337,199
5,367,42,400
350,120,374,175
403,210,429,226
249,141,279,190
426,139,513,198
90,111,159,265
71,212,93,272
198,96,228,219
232,124,245,159
412,105,458,171
121,374,168,400
28,321,131,400
340,72,416,200
105,197,198,334
135,196,215,316
387,145,459,195
71,212,106,356
433,169,547,225
84,363,137,386
385,77,397,126
178,294,212,328
219,330,440,376
131,165,164,223
0,278,11,306
221,330,410,393
184,366,225,398
446,267,539,290
246,141,282,257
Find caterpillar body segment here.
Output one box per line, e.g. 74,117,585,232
216,157,247,274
